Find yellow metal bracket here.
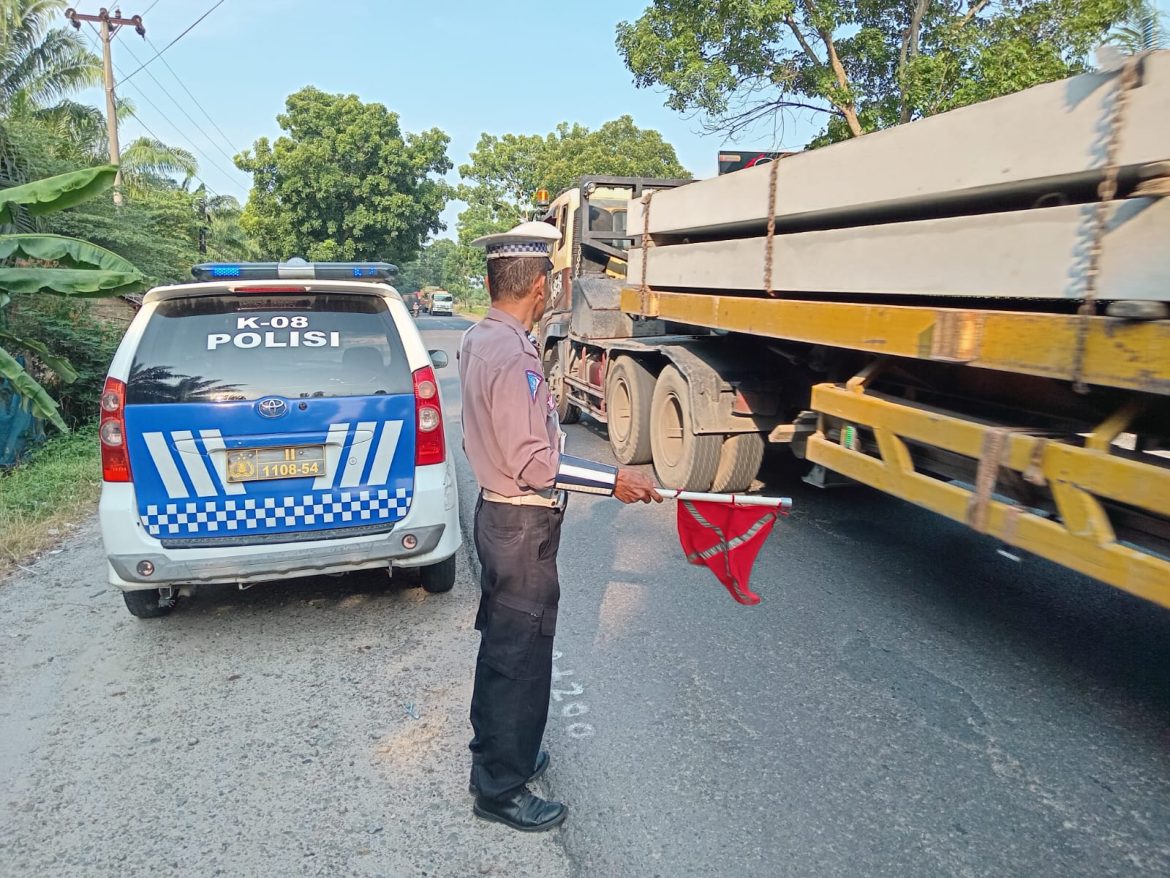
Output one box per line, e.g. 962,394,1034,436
807,383,1170,608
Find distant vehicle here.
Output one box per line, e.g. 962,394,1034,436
99,260,461,618
426,290,454,316
402,291,421,317
717,151,798,174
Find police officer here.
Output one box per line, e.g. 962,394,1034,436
461,221,661,832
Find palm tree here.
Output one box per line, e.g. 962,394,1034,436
120,137,198,196
1,0,101,115
1108,2,1167,53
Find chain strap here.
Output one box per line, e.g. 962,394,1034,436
1072,54,1141,394
639,188,658,313
764,157,781,297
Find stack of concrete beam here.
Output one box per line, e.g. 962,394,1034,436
627,51,1170,302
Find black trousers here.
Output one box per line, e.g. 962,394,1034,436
469,495,563,801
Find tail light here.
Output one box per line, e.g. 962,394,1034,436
100,377,132,482
413,366,446,466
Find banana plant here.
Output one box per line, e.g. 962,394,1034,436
0,164,145,431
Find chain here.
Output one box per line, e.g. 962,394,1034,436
1072,54,1140,394
639,188,658,313
764,157,781,297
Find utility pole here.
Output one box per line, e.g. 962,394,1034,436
65,7,146,206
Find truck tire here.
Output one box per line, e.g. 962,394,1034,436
543,345,580,425
420,555,456,593
122,588,174,619
650,365,721,491
711,433,765,493
606,356,654,464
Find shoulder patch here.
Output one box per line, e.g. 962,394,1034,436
526,370,543,400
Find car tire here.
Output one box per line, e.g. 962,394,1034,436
606,356,654,464
122,588,175,619
650,365,721,491
420,554,457,593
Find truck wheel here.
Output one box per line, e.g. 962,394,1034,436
606,356,654,464
650,365,720,491
420,555,456,593
543,345,580,425
122,588,174,619
711,433,765,493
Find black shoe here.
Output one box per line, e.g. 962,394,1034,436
473,789,567,832
468,750,549,796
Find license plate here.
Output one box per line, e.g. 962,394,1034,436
226,445,326,483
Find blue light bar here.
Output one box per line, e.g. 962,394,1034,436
191,261,398,282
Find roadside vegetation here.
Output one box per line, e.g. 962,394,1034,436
0,423,100,572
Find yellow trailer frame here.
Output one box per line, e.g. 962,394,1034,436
621,289,1170,395
622,288,1170,605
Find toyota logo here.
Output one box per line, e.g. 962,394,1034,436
256,398,288,419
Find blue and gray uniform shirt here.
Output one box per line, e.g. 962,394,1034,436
458,309,616,497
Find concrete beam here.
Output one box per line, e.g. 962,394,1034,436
627,52,1170,238
626,198,1169,301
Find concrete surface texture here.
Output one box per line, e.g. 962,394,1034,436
626,197,1169,300
626,51,1170,238
1,319,1168,877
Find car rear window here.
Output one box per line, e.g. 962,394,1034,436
126,293,413,404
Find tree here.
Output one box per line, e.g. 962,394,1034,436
457,115,690,244
119,137,198,198
0,165,145,430
236,87,452,264
616,0,1139,145
1,0,101,116
397,238,484,304
1108,1,1167,52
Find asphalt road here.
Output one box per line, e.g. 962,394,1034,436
426,322,1170,878
1,317,1167,877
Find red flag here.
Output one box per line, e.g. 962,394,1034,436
676,500,782,605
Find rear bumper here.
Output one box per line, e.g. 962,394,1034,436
100,458,461,590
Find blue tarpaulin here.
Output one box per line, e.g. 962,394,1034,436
0,357,46,467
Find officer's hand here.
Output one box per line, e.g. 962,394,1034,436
614,468,663,504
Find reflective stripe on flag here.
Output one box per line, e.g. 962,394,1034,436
676,499,783,605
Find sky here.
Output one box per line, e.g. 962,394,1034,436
75,0,818,236
76,0,1170,239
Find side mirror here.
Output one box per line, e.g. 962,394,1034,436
429,350,449,370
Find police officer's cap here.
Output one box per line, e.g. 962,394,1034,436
471,221,562,260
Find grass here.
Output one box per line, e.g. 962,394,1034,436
0,423,102,573
455,302,489,320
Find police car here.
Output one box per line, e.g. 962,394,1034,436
99,260,461,618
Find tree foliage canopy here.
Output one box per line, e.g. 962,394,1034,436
396,238,484,304
1,0,101,116
236,87,452,264
456,115,689,244
616,0,1138,144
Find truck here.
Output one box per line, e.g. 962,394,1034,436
422,288,454,316
537,53,1170,608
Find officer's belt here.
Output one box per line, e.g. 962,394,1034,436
482,488,566,510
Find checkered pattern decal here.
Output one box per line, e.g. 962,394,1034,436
141,487,412,538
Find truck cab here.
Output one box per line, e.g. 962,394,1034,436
536,176,783,494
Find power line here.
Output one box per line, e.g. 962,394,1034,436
79,25,225,198
121,0,227,84
119,76,242,185
142,0,165,13
116,37,242,168
82,23,241,187
147,36,243,157
121,102,222,199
